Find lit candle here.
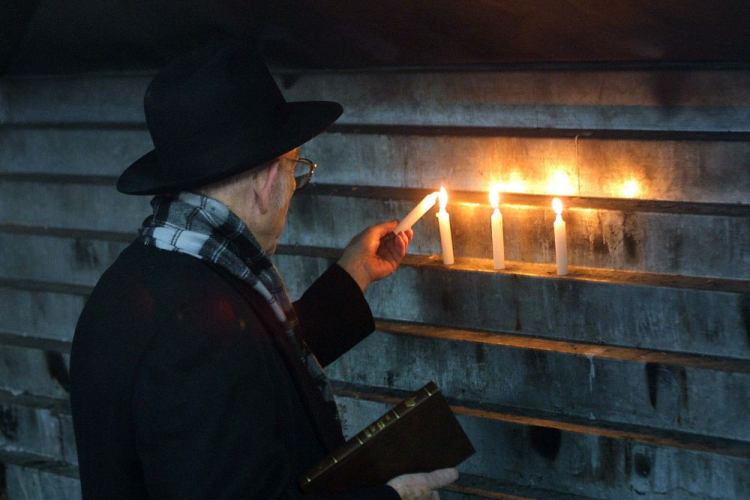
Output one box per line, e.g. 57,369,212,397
489,187,505,270
393,192,439,233
552,198,568,275
436,187,454,265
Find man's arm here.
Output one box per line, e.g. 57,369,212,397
295,221,413,366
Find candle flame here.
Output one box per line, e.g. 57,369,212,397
489,185,500,209
438,186,448,211
552,197,563,215
622,180,640,198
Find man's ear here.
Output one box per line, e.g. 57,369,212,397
253,161,280,214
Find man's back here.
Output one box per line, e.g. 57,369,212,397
70,243,324,498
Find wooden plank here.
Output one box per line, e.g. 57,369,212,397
327,331,750,441
335,392,750,500
275,245,750,295
304,133,750,205
2,178,748,280
5,463,80,500
375,320,750,374
280,71,750,132
2,229,747,293
0,331,72,354
0,178,149,233
443,473,602,500
1,451,78,478
1,231,747,361
0,75,149,124
0,402,76,465
0,287,85,341
0,232,130,287
0,345,70,400
3,127,749,205
284,188,750,281
334,383,750,458
4,72,749,127
0,128,151,176
272,250,750,359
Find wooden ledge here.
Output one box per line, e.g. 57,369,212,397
0,276,92,296
1,175,747,217
0,227,746,294
0,449,79,479
332,381,750,458
329,123,750,142
0,331,72,354
374,319,750,374
446,473,598,500
0,389,71,412
301,183,750,218
275,245,750,294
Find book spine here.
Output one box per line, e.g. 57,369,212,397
302,382,439,485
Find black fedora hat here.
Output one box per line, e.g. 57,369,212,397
117,40,343,195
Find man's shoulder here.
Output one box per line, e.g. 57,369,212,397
99,243,233,297
81,243,259,329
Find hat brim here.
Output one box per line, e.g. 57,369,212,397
117,101,343,195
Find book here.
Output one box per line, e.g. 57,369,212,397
299,382,475,494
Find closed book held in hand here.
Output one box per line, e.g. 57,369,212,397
299,382,475,494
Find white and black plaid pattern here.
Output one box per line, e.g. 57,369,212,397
138,192,336,404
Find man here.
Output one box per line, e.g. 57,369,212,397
70,41,457,499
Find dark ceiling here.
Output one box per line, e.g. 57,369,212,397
2,0,749,74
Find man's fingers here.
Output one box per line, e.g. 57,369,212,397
424,468,459,489
382,232,408,262
375,219,400,236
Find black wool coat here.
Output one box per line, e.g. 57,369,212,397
70,243,399,500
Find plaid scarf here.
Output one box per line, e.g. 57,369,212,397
138,192,336,406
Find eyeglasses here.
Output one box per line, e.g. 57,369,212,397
288,157,317,191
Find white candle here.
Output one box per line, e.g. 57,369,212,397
489,187,505,270
552,197,568,275
436,187,454,265
394,192,439,233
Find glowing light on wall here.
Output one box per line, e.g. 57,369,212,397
621,180,640,198
547,170,576,196
493,171,527,193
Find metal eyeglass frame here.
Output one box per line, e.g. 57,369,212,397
289,157,317,191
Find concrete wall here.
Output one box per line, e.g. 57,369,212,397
0,68,748,499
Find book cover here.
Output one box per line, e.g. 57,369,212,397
300,382,475,494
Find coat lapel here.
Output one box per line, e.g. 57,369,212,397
216,268,345,453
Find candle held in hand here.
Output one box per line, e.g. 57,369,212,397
552,198,568,275
436,187,454,265
489,187,505,270
394,192,439,233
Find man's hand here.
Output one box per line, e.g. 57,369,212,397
386,468,459,500
337,220,414,292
